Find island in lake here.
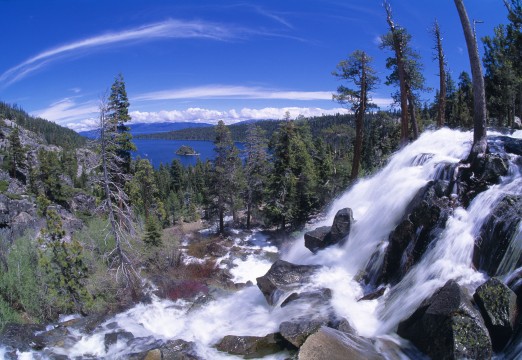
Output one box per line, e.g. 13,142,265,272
175,145,200,156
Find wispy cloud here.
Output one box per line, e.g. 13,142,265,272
254,6,293,29
0,19,239,87
134,85,333,101
33,98,99,126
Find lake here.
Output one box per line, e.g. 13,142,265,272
133,139,244,167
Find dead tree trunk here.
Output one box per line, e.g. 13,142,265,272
434,20,447,128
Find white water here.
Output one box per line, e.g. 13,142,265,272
3,128,522,359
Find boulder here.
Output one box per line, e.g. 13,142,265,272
374,181,452,285
281,288,332,308
397,280,492,359
298,326,383,360
304,226,331,254
358,286,386,301
473,278,518,351
0,323,47,352
128,339,201,360
304,208,354,254
279,317,329,348
216,333,289,358
104,331,135,352
256,260,321,306
473,195,522,276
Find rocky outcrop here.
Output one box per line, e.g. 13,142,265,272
304,208,354,254
398,280,492,359
374,180,453,285
298,326,383,360
256,260,321,306
473,278,518,351
69,192,96,214
129,339,202,360
0,323,47,352
473,195,522,276
216,333,290,358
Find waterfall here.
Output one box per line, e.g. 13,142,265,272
3,128,521,359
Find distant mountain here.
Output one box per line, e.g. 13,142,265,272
79,121,213,138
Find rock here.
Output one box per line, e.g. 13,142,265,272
397,280,492,359
374,181,452,285
280,317,328,348
60,313,108,333
161,339,201,359
330,208,354,243
216,333,289,358
129,339,201,360
473,278,518,351
69,192,96,214
256,260,321,306
104,331,135,351
489,135,522,155
304,226,331,254
298,326,383,360
33,326,77,349
281,288,332,308
473,195,522,276
304,208,354,254
358,286,386,301
206,242,228,257
0,323,47,352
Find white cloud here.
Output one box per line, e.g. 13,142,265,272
32,98,99,129
0,19,238,87
134,85,333,101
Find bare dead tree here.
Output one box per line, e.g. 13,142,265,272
97,95,140,287
433,20,447,128
454,0,487,158
384,0,409,146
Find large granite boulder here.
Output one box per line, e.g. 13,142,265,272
129,339,201,360
398,280,492,359
216,333,289,358
298,326,383,360
473,278,518,351
304,208,354,254
473,195,522,276
256,260,321,306
373,180,452,285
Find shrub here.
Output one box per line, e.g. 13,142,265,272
0,180,8,193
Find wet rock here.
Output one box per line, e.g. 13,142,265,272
216,333,289,358
489,135,522,156
60,313,108,333
34,326,77,349
330,208,354,243
129,339,201,360
473,278,518,351
281,288,332,308
104,331,135,351
304,208,354,254
473,195,522,276
206,242,228,257
375,181,452,285
256,260,321,306
358,286,386,301
0,323,47,352
304,226,331,254
279,317,328,348
298,326,383,360
398,280,492,359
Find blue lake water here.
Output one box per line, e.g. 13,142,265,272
133,139,244,167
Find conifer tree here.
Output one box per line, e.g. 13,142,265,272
107,73,136,176
432,20,447,128
244,125,270,229
333,50,378,179
8,126,24,179
211,120,240,234
38,209,91,315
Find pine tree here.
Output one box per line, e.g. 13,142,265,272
107,73,136,176
38,209,91,315
211,120,241,234
244,125,270,229
143,216,162,247
432,20,447,128
333,50,379,179
8,127,25,179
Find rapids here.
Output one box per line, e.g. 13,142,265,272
2,128,522,359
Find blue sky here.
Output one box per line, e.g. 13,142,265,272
0,0,508,132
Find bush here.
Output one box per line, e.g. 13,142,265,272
0,180,8,193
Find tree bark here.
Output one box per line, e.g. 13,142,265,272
454,0,487,157
351,56,367,180
407,90,419,140
434,21,447,128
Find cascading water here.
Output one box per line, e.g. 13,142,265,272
2,128,522,359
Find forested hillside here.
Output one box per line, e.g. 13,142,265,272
0,102,86,148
